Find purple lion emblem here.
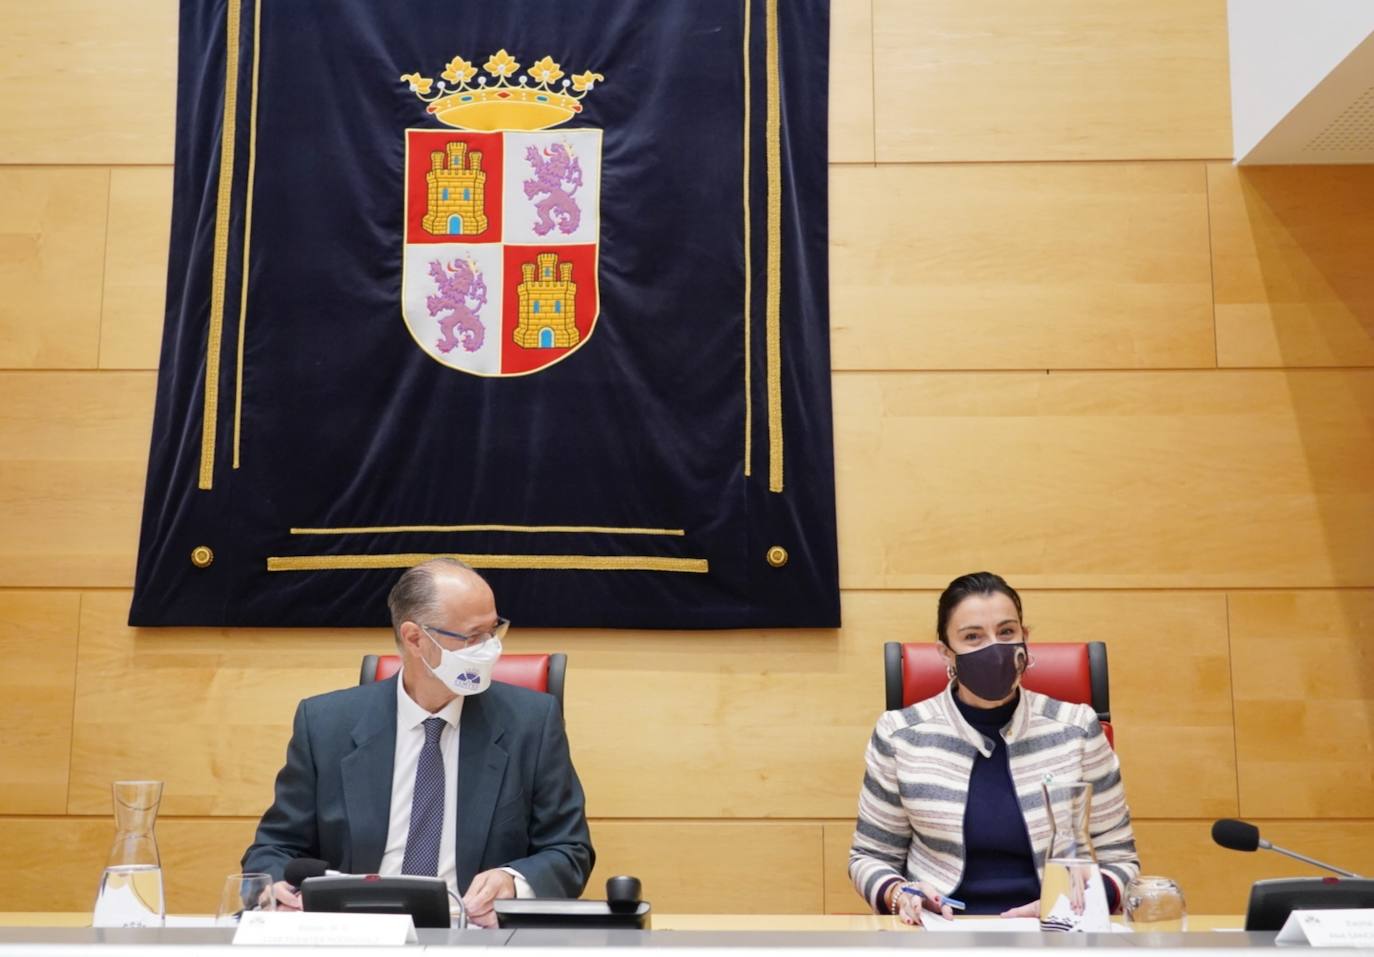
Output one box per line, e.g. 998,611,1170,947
426,258,487,354
522,143,583,236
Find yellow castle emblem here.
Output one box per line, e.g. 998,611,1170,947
513,253,579,349
422,141,489,236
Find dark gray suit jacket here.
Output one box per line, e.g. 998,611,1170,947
242,675,594,898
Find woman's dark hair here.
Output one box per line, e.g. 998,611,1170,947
936,571,1023,642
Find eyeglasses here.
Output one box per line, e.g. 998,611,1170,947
419,617,510,650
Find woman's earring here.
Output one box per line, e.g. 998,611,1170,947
946,664,956,681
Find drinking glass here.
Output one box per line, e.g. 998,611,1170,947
215,872,276,926
1124,876,1187,932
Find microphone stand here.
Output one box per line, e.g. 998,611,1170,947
1259,839,1363,879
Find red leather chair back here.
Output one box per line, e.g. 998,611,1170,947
883,641,1113,746
360,652,566,713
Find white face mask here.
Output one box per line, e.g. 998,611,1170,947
421,627,503,695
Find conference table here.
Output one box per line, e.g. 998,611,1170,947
0,912,1248,930
0,912,1351,954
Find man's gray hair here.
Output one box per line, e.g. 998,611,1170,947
386,557,478,643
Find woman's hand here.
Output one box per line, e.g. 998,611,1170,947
892,882,955,925
1067,864,1090,914
999,900,1039,919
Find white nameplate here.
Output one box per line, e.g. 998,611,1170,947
1275,909,1374,947
232,910,418,946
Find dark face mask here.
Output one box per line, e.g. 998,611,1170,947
949,641,1027,701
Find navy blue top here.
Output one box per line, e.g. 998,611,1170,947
950,693,1042,915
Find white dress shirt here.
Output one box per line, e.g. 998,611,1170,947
379,673,463,897
378,670,532,901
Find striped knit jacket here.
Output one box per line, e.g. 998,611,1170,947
849,685,1139,912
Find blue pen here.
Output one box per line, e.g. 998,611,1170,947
900,885,967,915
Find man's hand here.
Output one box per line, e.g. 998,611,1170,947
461,868,516,928
999,900,1039,919
269,880,303,911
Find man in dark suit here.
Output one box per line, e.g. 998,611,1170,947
242,558,594,926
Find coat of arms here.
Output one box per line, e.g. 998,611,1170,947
400,52,604,376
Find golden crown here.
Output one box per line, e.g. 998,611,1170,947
401,50,603,132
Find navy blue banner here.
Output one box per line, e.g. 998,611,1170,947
131,0,838,628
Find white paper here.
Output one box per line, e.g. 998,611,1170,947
1276,909,1374,947
1038,864,1112,932
231,910,418,946
919,913,1041,933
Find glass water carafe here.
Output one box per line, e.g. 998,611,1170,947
92,781,166,927
1038,780,1111,932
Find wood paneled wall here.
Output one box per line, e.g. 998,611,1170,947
2,0,1372,919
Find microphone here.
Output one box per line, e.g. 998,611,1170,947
1211,819,1262,852
283,858,344,887
1212,819,1363,878
605,875,642,914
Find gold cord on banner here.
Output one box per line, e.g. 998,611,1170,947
267,553,709,573
742,0,753,477
289,524,686,536
232,0,264,471
199,0,245,490
764,0,783,493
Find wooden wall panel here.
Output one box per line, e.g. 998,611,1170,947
65,590,875,819
1032,592,1238,819
534,621,868,821
835,370,1374,590
1133,819,1374,916
1210,164,1374,369
822,822,861,914
100,168,173,370
0,1,177,165
0,169,110,369
0,816,260,914
1229,590,1374,818
829,163,1215,370
68,592,390,815
0,818,116,914
527,590,1235,820
0,817,818,915
0,591,81,814
587,821,825,914
871,0,1231,162
63,588,1235,823
829,0,874,164
0,373,155,587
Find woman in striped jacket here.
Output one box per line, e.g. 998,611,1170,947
849,572,1139,924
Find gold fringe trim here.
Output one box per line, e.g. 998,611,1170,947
289,524,685,536
267,553,709,573
764,0,783,493
199,0,244,490
232,0,263,470
742,0,753,477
